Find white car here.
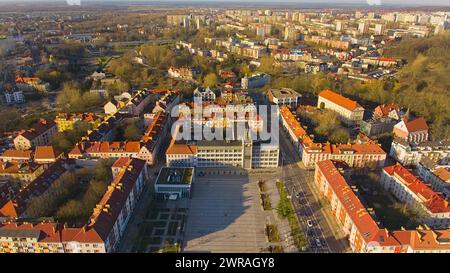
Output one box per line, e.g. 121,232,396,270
315,238,322,247
307,220,313,228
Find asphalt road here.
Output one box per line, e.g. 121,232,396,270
279,128,338,253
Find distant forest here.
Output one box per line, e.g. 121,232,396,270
383,32,450,140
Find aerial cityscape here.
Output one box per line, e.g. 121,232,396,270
0,0,449,256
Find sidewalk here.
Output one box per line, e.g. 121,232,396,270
300,165,350,253
265,179,297,253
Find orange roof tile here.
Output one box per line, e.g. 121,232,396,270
319,89,362,111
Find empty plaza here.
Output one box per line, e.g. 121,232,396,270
182,173,267,253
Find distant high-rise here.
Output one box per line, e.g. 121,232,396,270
375,23,385,35
358,22,369,34
336,21,343,32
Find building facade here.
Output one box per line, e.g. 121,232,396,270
317,89,365,126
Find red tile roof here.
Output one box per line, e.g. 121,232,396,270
319,89,362,111
384,164,450,213
404,117,429,133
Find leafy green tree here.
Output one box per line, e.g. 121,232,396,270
203,73,218,87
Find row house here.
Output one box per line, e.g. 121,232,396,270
315,160,450,253
14,119,57,150
70,112,169,166
0,158,148,253
0,161,44,184
104,90,152,116
0,161,67,218
381,164,450,228
279,105,386,169
417,158,450,201
55,113,101,132
302,142,386,170
0,146,61,165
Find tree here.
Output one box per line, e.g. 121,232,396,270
124,122,141,141
203,73,218,87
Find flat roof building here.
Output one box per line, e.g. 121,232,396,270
155,167,194,199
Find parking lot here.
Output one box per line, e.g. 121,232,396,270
182,172,267,253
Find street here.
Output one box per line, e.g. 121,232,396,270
278,127,348,253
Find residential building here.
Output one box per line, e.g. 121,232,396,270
241,73,271,90
13,119,57,150
0,158,148,253
34,146,61,164
317,90,365,126
4,90,25,105
0,150,32,163
168,66,198,81
193,87,216,102
390,139,450,166
382,164,450,228
393,117,429,143
104,90,152,116
417,158,450,200
70,111,168,165
0,161,67,218
279,105,386,169
315,160,450,253
55,113,101,132
360,118,397,138
0,161,44,183
373,103,401,120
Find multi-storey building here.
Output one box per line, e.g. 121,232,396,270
315,160,450,253
241,73,271,90
317,90,365,126
0,161,44,184
13,119,57,150
166,123,279,169
279,105,386,169
267,88,302,107
417,158,450,201
393,117,429,144
193,87,216,102
381,164,450,228
168,66,198,81
55,113,101,132
0,158,148,253
390,139,450,166
104,90,152,116
70,112,168,165
0,161,67,218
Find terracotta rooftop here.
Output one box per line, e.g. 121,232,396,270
384,164,450,214
319,89,363,111
403,117,429,133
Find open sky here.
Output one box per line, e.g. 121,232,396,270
0,0,448,6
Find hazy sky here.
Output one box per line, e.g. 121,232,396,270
0,0,448,6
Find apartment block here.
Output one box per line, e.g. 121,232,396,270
14,119,57,150
315,160,450,253
381,164,450,228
